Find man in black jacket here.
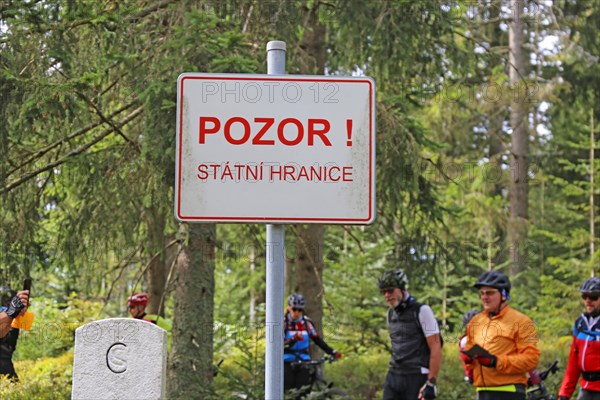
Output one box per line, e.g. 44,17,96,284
378,269,442,400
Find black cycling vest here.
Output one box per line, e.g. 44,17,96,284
387,300,430,374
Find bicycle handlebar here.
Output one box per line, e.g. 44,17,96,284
539,360,559,381
290,354,339,366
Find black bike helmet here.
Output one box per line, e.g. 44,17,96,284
377,269,408,290
462,309,479,328
473,271,511,292
287,293,306,310
579,277,600,294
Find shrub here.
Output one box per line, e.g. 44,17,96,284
14,294,105,361
0,352,73,400
324,351,387,400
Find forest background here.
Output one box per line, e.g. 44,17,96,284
0,0,598,399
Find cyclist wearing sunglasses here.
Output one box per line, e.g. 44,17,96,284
283,293,341,396
459,308,541,388
378,269,442,400
463,271,540,400
558,277,600,400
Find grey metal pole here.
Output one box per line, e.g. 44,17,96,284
265,40,286,400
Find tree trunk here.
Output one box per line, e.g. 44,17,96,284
249,246,257,324
296,3,326,77
487,0,507,267
508,0,529,276
591,110,596,277
293,2,328,358
145,205,166,316
167,223,216,398
294,224,325,358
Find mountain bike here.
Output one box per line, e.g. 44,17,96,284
526,360,560,400
289,355,351,399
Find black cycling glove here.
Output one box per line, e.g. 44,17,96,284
5,295,25,319
419,380,437,399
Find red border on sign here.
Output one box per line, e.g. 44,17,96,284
176,75,375,224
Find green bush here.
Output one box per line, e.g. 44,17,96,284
213,329,266,400
1,295,105,399
324,351,387,399
0,352,72,400
14,294,105,361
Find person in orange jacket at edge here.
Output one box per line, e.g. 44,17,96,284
0,288,29,381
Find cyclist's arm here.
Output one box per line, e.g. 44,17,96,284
284,334,299,350
417,305,440,337
496,318,540,374
283,322,305,350
464,320,478,372
0,291,28,338
419,306,442,380
306,319,336,355
0,312,11,338
311,334,335,355
558,335,581,399
283,329,295,350
426,333,442,381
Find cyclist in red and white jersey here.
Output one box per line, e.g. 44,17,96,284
558,277,600,400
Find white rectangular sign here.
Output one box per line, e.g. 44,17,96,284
175,73,376,224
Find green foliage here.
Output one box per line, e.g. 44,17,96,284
323,232,394,352
214,224,266,325
530,275,582,337
14,294,105,360
324,351,388,400
1,0,263,311
213,326,265,400
0,352,72,400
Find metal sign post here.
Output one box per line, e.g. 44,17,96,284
264,40,286,400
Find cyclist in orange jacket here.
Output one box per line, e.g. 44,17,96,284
463,271,540,400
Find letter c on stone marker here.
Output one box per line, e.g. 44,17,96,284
106,342,128,373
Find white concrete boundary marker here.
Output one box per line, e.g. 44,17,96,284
72,318,167,400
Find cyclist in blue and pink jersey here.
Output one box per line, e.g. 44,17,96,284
283,293,340,396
